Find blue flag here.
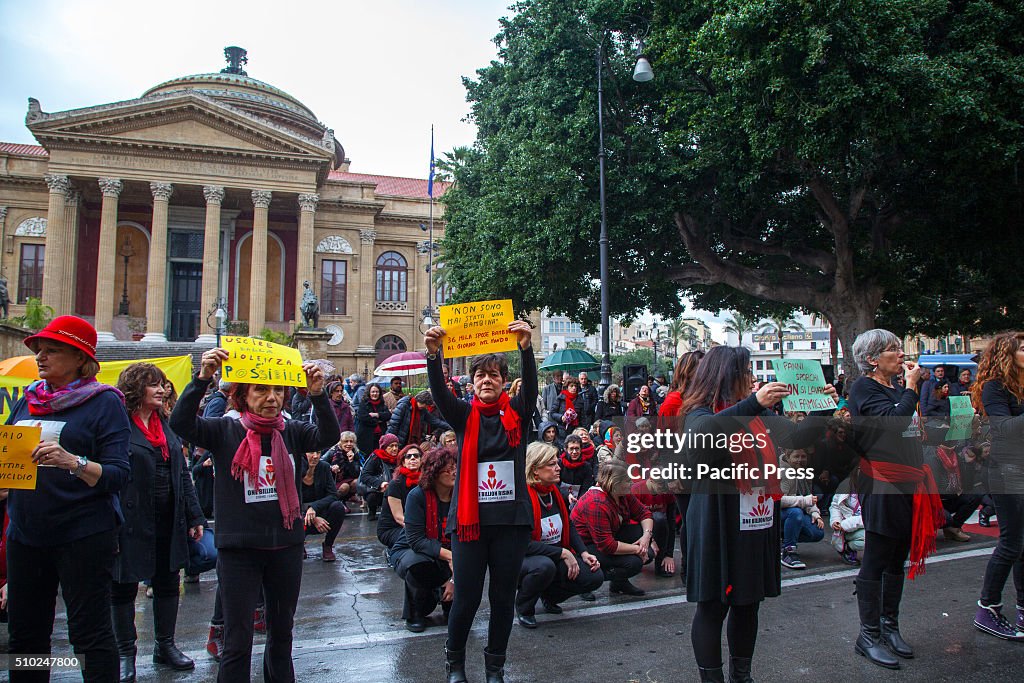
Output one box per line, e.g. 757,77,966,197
428,126,435,198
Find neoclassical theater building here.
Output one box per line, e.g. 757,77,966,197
0,48,448,372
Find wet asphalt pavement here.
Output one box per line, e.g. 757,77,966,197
5,510,1020,682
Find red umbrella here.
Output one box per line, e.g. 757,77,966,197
374,351,427,377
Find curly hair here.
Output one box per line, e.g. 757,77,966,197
116,363,168,415
971,332,1024,415
418,445,457,492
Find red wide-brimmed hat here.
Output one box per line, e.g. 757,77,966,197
24,315,98,362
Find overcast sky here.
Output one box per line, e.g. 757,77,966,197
0,0,512,179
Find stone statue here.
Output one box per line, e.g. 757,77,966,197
0,277,9,319
300,280,319,328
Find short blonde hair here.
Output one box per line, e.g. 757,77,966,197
339,431,356,444
597,459,632,496
525,441,559,486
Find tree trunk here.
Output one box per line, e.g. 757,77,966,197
826,306,878,380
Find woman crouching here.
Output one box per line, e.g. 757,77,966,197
169,348,340,682
515,442,602,628
392,446,457,632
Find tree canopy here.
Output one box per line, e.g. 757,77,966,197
441,0,1024,375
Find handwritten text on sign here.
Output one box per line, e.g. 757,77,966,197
947,395,975,441
0,425,41,490
770,359,838,413
221,336,306,388
439,300,517,359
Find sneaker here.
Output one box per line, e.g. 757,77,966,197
840,549,861,565
974,602,1024,640
1017,604,1024,633
206,625,224,661
781,549,806,570
978,512,991,527
253,607,267,634
943,527,971,542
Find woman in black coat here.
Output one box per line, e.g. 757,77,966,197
300,450,346,562
680,346,835,682
358,433,401,520
356,384,391,455
113,363,206,681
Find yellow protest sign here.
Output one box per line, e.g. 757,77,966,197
0,375,33,425
97,355,193,396
221,336,306,387
0,425,41,489
439,299,518,359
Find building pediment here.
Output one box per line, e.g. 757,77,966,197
26,92,334,166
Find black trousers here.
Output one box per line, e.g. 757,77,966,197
304,500,347,546
858,531,912,581
675,494,690,568
692,600,760,668
940,492,984,528
448,525,530,654
7,530,119,683
980,493,1024,606
364,490,385,514
401,556,452,620
217,545,303,683
112,512,180,604
516,553,604,615
588,523,644,585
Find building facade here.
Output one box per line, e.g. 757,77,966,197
0,48,447,375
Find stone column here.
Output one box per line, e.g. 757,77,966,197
40,174,70,313
142,182,172,342
296,193,318,325
249,190,272,335
94,177,122,342
195,185,225,344
356,228,376,353
61,190,81,315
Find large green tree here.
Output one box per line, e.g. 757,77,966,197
441,0,1024,376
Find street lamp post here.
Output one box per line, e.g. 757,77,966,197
118,236,134,315
597,34,653,395
206,298,227,347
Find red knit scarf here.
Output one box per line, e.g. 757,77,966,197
457,393,521,541
528,483,570,548
231,412,301,530
397,465,421,488
560,390,576,413
713,403,781,499
860,459,944,579
368,398,385,434
374,448,399,466
560,451,588,470
408,400,422,445
580,443,595,461
935,445,963,495
424,488,451,546
132,411,169,461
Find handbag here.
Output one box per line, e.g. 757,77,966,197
186,528,218,575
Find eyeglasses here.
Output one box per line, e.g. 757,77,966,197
406,453,421,458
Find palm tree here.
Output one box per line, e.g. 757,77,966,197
758,315,806,359
664,318,688,357
723,312,755,348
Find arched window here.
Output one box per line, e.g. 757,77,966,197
375,251,407,302
375,334,407,366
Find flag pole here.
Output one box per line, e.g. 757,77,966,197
428,125,435,320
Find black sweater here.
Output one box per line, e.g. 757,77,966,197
526,485,587,560
403,485,451,559
982,379,1024,493
170,376,340,549
299,459,339,517
428,346,539,533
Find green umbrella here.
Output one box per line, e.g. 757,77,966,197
539,348,601,373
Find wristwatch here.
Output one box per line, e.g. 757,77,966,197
426,352,438,361
71,455,88,477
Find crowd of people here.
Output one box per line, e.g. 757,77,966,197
0,315,1022,683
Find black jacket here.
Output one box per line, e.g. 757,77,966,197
113,419,205,583
299,459,340,517
355,399,391,455
170,376,340,549
358,453,395,494
387,396,451,446
578,383,599,426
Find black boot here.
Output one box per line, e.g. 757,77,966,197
152,595,195,671
880,572,914,658
111,602,137,683
729,656,753,683
444,641,468,683
484,647,506,683
698,666,726,682
854,578,900,669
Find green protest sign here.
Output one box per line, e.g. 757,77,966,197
946,395,974,441
770,359,838,413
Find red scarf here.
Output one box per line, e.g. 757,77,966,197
580,443,595,461
603,426,619,449
560,390,576,413
528,483,570,548
408,400,422,445
25,377,123,416
712,403,781,500
457,393,521,541
560,450,588,470
424,488,451,546
374,447,399,466
935,445,963,495
369,398,384,434
860,459,944,579
231,412,301,530
132,411,169,461
396,465,421,488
